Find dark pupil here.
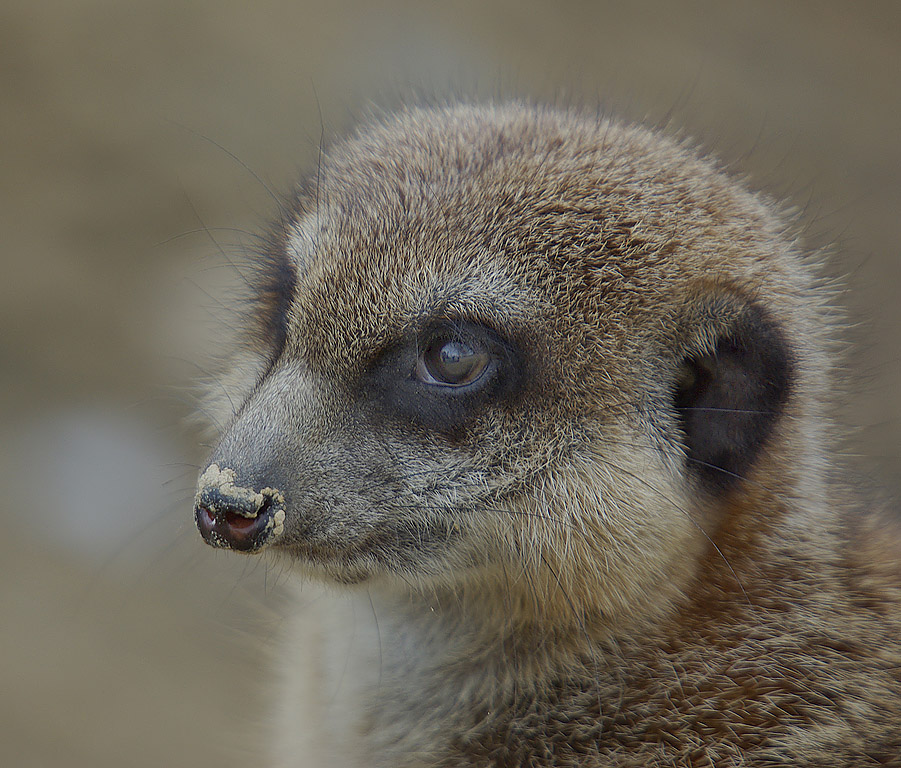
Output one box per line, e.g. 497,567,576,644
428,341,480,384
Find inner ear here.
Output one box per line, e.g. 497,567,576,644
674,303,794,490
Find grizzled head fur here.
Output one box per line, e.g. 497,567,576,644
195,103,825,629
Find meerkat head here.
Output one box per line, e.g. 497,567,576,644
195,104,820,628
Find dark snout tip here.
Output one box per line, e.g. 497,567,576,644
194,463,286,553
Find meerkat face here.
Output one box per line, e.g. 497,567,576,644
195,105,800,617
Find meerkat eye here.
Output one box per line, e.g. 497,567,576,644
368,323,522,435
416,339,491,386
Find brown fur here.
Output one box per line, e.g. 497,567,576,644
195,103,901,766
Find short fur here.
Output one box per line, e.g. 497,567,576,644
194,103,901,767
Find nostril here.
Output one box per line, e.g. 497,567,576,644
223,496,272,533
198,504,216,529
223,510,258,532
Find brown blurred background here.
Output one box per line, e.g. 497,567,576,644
1,1,898,765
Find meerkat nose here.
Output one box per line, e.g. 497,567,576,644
194,493,273,552
193,463,286,553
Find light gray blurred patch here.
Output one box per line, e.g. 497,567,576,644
7,405,194,561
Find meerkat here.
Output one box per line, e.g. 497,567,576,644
193,103,901,767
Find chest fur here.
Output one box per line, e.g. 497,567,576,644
273,580,901,768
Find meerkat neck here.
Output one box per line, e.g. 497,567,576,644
370,573,674,681
374,476,811,668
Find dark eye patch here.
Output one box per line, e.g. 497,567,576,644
364,321,525,440
249,224,300,364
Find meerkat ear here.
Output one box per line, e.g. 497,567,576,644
674,303,794,490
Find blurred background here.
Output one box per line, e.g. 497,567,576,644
1,1,898,765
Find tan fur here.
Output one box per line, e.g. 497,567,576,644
196,103,901,766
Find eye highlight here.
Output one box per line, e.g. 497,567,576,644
416,338,491,387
